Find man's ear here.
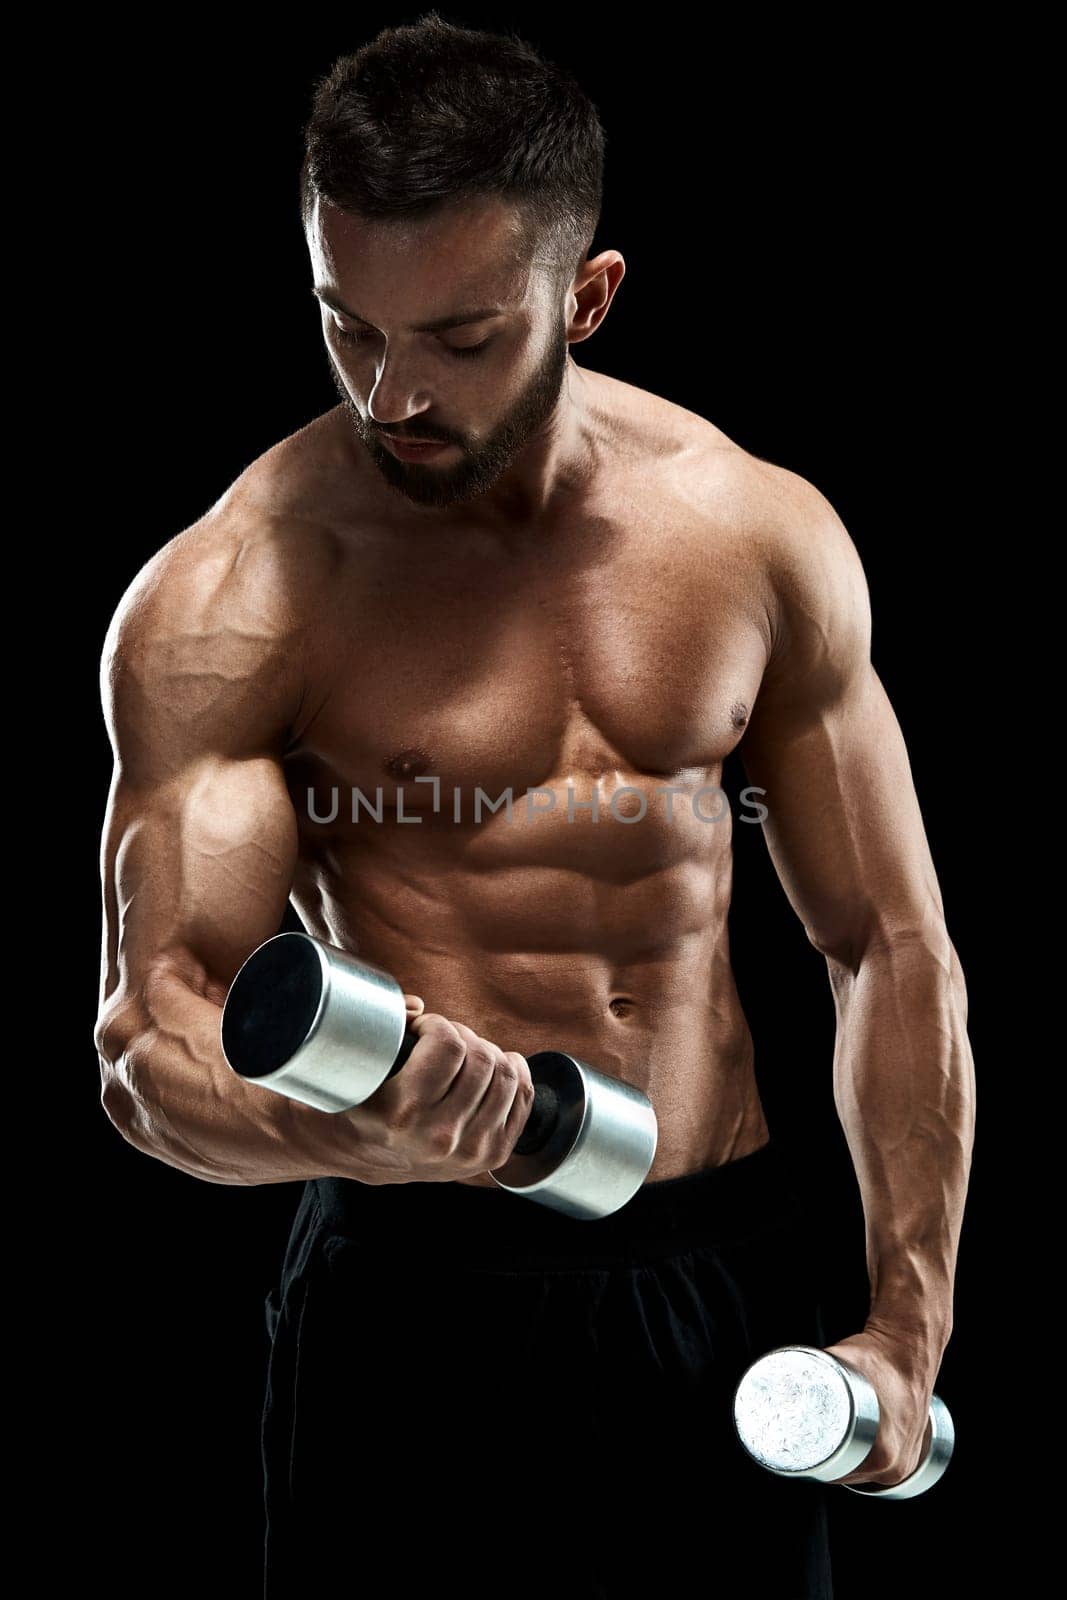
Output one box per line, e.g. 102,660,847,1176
568,251,626,344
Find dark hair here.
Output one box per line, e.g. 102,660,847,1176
299,11,605,292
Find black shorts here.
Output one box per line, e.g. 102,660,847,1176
261,1140,834,1599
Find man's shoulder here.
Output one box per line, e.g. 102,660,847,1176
604,372,869,673
596,369,827,536
99,414,354,754
105,413,347,658
649,396,857,583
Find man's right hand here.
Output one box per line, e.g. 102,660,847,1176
341,1005,536,1185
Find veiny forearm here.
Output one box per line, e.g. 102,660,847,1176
96,965,368,1186
828,924,976,1375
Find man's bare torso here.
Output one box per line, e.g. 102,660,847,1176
197,367,782,1187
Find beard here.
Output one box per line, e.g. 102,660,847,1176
324,323,570,510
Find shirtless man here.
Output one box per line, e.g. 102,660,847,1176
94,18,974,1598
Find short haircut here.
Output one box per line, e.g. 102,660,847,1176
300,11,605,293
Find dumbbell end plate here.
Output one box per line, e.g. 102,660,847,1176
488,1052,658,1221
221,932,405,1114
733,1345,880,1481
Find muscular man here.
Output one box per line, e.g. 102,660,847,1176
94,17,975,1599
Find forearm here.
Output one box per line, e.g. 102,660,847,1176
828,926,975,1373
96,965,369,1186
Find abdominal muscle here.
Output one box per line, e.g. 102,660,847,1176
293,773,773,1192
454,985,777,1190
298,877,772,1194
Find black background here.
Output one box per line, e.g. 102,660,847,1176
62,11,1010,1596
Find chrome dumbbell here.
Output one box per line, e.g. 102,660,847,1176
732,1344,955,1499
220,931,658,1221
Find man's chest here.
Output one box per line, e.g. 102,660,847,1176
285,506,770,816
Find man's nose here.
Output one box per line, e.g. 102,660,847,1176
366,355,433,429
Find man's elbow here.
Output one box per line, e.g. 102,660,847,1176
94,1000,142,1138
811,910,959,981
93,1000,221,1179
803,911,869,976
94,1010,166,1164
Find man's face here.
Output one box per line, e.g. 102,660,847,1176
306,194,571,510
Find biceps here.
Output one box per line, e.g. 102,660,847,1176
742,672,942,960
100,754,299,1011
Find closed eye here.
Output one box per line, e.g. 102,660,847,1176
333,326,491,360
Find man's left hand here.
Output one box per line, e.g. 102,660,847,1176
820,1327,936,1488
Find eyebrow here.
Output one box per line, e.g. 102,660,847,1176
311,286,505,333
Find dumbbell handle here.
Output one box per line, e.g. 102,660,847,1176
388,1032,561,1157
221,931,659,1219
